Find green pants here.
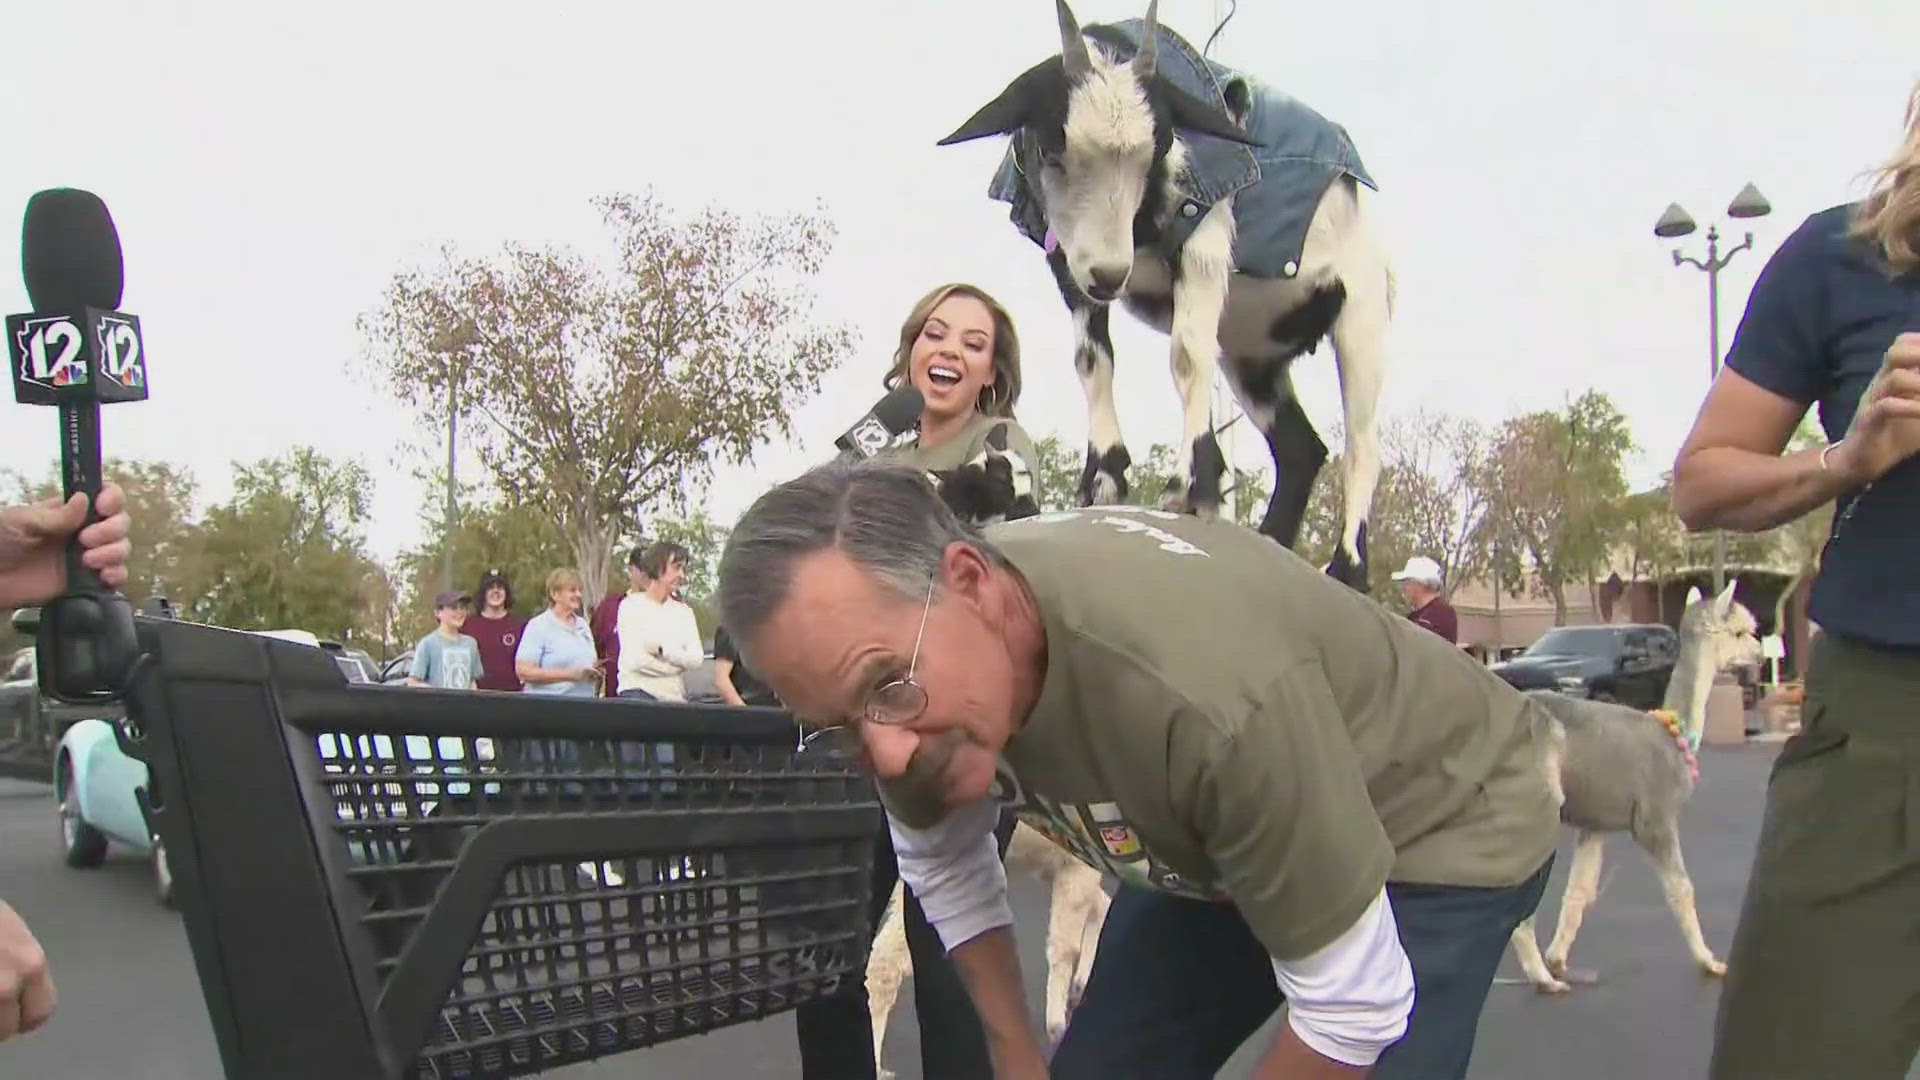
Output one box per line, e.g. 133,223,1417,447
1711,632,1920,1079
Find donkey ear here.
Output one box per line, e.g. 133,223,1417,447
938,72,1042,145
1158,78,1261,146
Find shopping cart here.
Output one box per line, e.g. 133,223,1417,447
115,614,882,1079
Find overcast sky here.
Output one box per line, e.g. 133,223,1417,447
4,0,1916,563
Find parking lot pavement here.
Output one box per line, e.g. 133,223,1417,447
5,742,1916,1079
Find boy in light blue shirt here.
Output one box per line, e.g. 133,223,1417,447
406,590,484,690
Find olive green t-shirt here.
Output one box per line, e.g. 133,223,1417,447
881,412,1041,524
980,505,1560,961
882,411,1036,476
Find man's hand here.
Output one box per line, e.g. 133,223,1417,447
0,484,131,610
0,901,55,1041
1830,332,1920,485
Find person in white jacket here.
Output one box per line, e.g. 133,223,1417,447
615,541,704,701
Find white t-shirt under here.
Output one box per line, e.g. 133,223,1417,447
615,592,703,700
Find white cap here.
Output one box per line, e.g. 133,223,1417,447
1390,556,1443,587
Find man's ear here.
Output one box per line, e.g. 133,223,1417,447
940,540,997,608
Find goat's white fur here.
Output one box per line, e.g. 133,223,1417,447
865,822,1110,1079
1048,38,1389,579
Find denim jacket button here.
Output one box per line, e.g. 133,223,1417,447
1181,202,1199,218
1283,260,1299,276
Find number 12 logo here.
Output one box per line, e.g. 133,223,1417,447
14,317,87,388
96,315,143,388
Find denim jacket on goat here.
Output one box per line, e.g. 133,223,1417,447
987,18,1375,281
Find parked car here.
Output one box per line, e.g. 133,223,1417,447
1490,623,1680,711
52,626,387,908
1,644,126,783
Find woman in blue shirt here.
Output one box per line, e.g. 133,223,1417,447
514,567,603,697
1673,85,1920,1080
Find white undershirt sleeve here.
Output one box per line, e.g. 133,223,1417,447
883,794,1011,953
1269,885,1416,1067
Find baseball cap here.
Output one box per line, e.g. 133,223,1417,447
433,589,473,610
1390,556,1443,587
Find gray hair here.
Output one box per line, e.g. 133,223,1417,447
717,458,998,665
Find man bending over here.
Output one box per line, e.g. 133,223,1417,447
715,459,1559,1080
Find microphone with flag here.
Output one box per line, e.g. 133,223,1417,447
7,188,149,701
834,384,923,461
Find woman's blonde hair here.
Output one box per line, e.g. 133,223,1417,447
882,283,1024,419
545,567,582,605
1851,82,1920,276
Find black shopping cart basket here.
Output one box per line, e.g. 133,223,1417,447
115,616,882,1079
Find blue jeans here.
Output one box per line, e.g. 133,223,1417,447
1050,856,1554,1079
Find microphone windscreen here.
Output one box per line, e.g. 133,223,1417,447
872,385,926,435
21,188,125,314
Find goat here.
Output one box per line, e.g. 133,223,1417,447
1508,581,1763,992
865,821,1110,1080
936,0,1394,590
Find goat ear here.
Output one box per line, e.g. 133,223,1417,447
938,71,1041,145
1157,77,1261,146
1713,578,1738,616
1222,77,1253,126
1684,586,1704,610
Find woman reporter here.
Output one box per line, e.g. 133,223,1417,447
791,282,1041,1080
1672,84,1920,1080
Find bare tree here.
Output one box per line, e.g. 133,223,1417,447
357,192,854,603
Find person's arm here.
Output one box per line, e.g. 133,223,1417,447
1668,217,1913,533
1675,336,1920,531
404,640,432,687
1180,659,1408,1076
711,657,747,707
885,792,1044,1077
514,623,586,685
658,605,705,671
0,900,54,1041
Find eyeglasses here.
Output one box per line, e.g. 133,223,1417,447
796,577,936,757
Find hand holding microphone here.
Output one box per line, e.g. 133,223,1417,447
5,188,150,701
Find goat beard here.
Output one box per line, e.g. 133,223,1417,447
876,727,973,830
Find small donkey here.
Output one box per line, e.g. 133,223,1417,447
936,0,1394,589
1508,580,1762,992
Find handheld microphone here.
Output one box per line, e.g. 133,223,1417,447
835,385,924,461
7,188,149,701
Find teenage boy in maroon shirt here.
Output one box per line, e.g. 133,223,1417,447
466,568,528,692
591,549,647,698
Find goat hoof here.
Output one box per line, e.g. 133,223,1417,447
1536,978,1573,995
1081,473,1124,506
1701,957,1727,978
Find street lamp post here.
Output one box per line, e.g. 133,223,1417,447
429,320,476,595
1654,182,1773,594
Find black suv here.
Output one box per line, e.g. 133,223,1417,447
1491,623,1680,711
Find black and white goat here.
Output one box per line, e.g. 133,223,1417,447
937,0,1393,588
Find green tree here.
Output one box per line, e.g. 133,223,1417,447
392,467,576,645
357,191,855,608
177,447,388,647
1472,391,1636,624
1030,435,1084,513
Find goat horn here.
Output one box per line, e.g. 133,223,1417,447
1056,0,1092,78
1133,0,1159,77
